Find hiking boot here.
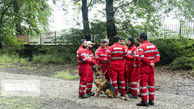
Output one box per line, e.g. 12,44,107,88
79,94,90,99
149,100,154,106
136,101,149,106
128,94,138,99
87,92,95,96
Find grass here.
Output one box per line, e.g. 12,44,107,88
0,96,43,109
32,54,76,65
53,70,79,80
0,54,28,65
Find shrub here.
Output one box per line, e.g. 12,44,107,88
151,38,194,65
169,56,194,70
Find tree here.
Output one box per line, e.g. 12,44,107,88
81,0,91,40
0,0,51,46
104,0,194,39
105,0,116,42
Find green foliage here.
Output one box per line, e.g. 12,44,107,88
60,28,84,47
32,54,76,64
53,70,79,80
31,45,77,64
169,56,194,70
90,20,107,42
151,37,194,70
0,51,27,65
0,0,51,44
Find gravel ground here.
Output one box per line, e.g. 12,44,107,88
0,65,193,109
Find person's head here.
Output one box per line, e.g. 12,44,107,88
81,39,87,48
127,37,135,48
104,39,109,46
119,38,125,46
100,39,106,48
139,32,147,42
113,36,120,43
87,41,95,49
136,38,141,45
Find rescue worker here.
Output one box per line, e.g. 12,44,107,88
136,38,141,46
127,37,140,99
86,41,96,96
124,37,137,96
105,39,109,49
95,39,110,81
135,37,142,98
137,33,160,106
119,38,128,93
107,36,131,100
77,39,91,99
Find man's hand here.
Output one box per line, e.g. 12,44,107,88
150,61,154,67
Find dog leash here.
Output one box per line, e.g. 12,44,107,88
103,69,108,76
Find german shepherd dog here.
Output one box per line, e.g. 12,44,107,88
91,66,117,98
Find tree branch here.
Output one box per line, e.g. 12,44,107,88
0,0,14,23
114,0,134,13
87,0,93,8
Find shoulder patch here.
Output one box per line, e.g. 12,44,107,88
146,46,155,49
113,47,122,50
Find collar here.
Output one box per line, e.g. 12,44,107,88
80,46,84,49
113,43,120,46
99,46,106,50
143,40,149,44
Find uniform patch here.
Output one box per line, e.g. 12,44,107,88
146,46,155,49
113,47,122,50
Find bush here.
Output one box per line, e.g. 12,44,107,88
32,54,76,64
31,45,77,64
169,56,194,70
151,38,194,65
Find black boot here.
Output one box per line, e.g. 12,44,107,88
87,92,95,96
79,94,90,99
138,94,141,97
136,101,148,106
128,94,138,99
149,100,154,106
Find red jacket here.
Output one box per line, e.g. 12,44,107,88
77,46,91,65
126,45,140,66
138,40,160,66
95,46,108,63
86,48,96,65
107,43,129,64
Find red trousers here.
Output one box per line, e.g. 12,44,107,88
110,61,125,96
100,63,110,81
124,62,128,91
86,65,93,94
140,65,155,102
125,60,134,93
78,63,89,96
130,66,140,96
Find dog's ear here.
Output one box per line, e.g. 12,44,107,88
91,66,96,72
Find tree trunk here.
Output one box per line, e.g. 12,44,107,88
13,0,22,36
106,0,117,42
81,0,91,40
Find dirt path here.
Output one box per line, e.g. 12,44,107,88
0,66,194,109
